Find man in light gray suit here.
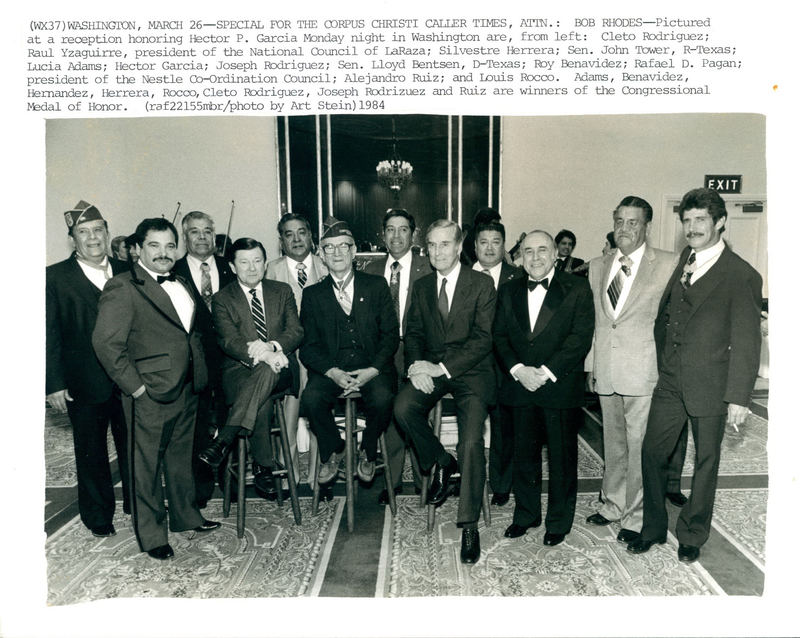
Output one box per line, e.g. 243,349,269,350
266,213,328,485
584,196,680,544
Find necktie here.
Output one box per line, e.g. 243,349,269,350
249,288,269,341
157,273,176,284
527,278,549,292
607,255,633,309
681,252,697,288
438,277,449,324
335,271,354,315
296,262,307,288
389,261,401,321
200,262,213,310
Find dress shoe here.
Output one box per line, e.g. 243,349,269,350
543,532,566,546
193,519,221,533
626,537,666,554
91,524,116,538
319,484,334,502
198,438,232,469
356,450,376,482
254,483,289,501
147,544,174,560
252,463,275,494
666,491,688,507
460,528,481,564
616,528,641,544
378,485,403,505
678,543,700,563
491,492,510,506
318,449,344,484
427,454,458,507
504,520,541,538
586,512,612,526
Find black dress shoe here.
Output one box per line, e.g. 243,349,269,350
586,512,612,526
198,438,231,469
543,532,566,546
378,485,403,505
147,544,174,560
678,543,700,563
626,537,666,554
617,528,641,544
91,524,116,538
491,492,510,506
460,528,481,564
666,491,688,507
427,454,458,507
193,519,221,533
319,484,334,502
504,520,541,538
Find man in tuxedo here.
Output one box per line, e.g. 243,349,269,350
93,218,220,560
46,200,130,537
472,221,524,506
364,208,428,503
584,196,680,544
394,219,497,564
554,229,586,276
299,218,399,485
266,213,328,487
198,238,303,497
627,188,762,563
493,231,594,547
173,210,236,507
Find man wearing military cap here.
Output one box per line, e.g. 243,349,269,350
46,200,131,538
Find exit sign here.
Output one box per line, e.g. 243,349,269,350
705,175,742,193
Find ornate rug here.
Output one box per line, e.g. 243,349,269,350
682,412,768,476
45,407,118,487
711,488,767,569
381,494,722,597
46,497,343,605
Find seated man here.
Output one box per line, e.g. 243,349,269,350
299,217,399,484
199,238,303,498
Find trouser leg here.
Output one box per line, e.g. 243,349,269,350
488,403,514,494
393,378,449,471
543,407,579,535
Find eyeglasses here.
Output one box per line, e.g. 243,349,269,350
321,242,355,255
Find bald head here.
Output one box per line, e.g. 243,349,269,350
521,230,557,280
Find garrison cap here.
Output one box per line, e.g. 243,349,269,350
321,216,353,241
64,200,104,229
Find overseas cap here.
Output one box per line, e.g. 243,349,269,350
321,216,353,241
64,200,104,229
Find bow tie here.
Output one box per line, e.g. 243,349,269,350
527,278,548,291
157,273,176,284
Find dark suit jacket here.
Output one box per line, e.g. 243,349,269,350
493,270,594,408
92,264,208,403
299,271,400,376
404,266,497,404
496,261,525,290
556,256,587,277
211,278,303,396
363,252,431,335
654,244,762,415
46,254,127,403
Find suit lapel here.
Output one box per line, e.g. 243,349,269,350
616,247,652,319
67,255,104,305
679,247,731,321
532,272,566,339
446,267,472,330
510,277,532,334
659,246,691,314
131,266,187,331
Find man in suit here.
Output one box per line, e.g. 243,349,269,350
197,238,303,497
300,217,399,485
173,210,237,507
493,231,594,547
554,229,586,276
628,188,762,563
584,196,680,544
266,213,328,487
364,208,428,503
394,219,497,564
46,200,130,537
472,220,524,506
93,218,220,560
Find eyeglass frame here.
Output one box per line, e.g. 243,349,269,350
321,241,355,255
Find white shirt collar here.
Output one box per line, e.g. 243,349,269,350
436,261,461,284
692,237,725,266
186,253,215,268
528,266,555,286
615,242,646,266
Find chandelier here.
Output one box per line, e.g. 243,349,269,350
376,117,413,196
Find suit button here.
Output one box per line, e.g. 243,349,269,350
611,323,616,329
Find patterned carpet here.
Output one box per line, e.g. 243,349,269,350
45,407,117,487
711,488,768,569
682,412,768,476
46,497,344,605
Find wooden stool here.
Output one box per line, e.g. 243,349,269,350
420,395,491,532
222,389,301,538
311,392,396,532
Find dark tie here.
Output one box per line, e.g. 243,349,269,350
157,273,176,284
296,262,307,288
681,252,697,288
527,278,549,292
249,288,269,341
389,261,401,321
438,277,449,324
200,262,213,310
607,255,633,309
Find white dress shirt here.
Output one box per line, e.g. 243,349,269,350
287,254,315,286
435,262,461,313
510,267,557,383
186,253,220,293
689,237,725,283
238,281,282,351
472,260,503,290
139,263,194,332
383,250,414,335
604,243,646,318
76,255,112,290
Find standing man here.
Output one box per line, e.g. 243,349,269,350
493,231,594,547
266,213,328,486
173,210,236,508
93,218,219,560
628,188,762,563
472,220,524,506
364,208,428,503
46,200,131,537
299,218,399,485
394,219,497,564
554,229,586,276
584,196,679,544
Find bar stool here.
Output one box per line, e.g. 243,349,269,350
222,389,301,538
311,391,396,532
420,394,491,532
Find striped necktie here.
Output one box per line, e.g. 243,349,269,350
200,262,213,310
296,262,307,288
249,288,269,341
607,255,633,309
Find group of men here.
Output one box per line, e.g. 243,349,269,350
46,186,761,568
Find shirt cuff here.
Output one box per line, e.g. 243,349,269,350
269,341,282,353
541,365,557,383
510,363,523,380
438,362,451,379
